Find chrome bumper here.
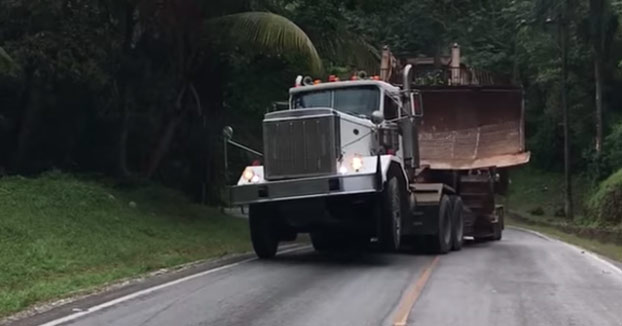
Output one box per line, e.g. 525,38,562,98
230,173,380,206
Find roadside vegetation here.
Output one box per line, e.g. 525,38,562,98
508,166,622,230
507,166,622,262
0,172,250,317
506,167,590,221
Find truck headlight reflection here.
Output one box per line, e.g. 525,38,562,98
243,168,256,182
351,157,363,171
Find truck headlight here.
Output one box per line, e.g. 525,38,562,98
351,157,363,171
243,168,255,182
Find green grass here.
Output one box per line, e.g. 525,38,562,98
506,166,622,263
0,172,250,317
506,166,590,219
508,216,622,263
586,168,622,225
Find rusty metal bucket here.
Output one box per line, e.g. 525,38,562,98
417,86,530,170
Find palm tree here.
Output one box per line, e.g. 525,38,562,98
140,2,324,178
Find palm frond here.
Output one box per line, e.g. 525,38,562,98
315,32,380,73
207,12,323,73
0,46,16,73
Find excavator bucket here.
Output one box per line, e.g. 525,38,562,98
417,86,530,170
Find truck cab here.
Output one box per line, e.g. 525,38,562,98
231,77,418,258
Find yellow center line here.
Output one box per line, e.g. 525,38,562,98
392,256,440,326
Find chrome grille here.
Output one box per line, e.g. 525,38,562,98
263,109,340,180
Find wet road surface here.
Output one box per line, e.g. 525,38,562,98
27,229,622,326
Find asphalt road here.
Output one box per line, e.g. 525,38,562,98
36,228,622,326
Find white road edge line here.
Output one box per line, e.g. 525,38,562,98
39,245,311,326
510,226,622,278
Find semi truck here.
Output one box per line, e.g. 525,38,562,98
229,47,529,258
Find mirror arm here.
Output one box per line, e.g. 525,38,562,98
227,139,263,157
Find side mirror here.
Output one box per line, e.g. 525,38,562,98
371,111,385,125
223,126,234,140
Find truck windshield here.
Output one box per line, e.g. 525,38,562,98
292,86,380,118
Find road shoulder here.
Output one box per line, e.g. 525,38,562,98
2,245,306,326
507,216,622,270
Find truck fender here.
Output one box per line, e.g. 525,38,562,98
377,155,409,192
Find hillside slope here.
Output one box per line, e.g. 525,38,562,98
0,172,250,317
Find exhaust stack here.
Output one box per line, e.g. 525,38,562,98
400,64,420,179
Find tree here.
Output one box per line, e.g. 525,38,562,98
139,2,323,178
588,0,618,154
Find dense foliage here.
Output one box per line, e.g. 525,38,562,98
2,0,622,212
587,168,622,225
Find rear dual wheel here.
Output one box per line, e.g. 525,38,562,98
475,214,504,242
450,196,464,251
493,213,504,241
427,195,452,254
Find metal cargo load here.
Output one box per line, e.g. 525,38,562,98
417,86,530,171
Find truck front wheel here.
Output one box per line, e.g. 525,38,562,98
380,174,405,251
249,204,279,259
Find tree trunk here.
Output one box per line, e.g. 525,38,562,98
14,69,37,169
561,5,573,220
594,56,603,153
116,3,136,177
145,112,185,178
433,41,442,69
591,0,605,154
145,85,188,178
117,99,130,177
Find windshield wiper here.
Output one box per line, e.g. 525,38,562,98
339,110,369,119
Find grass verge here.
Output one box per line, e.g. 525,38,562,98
507,166,622,263
507,215,622,263
506,166,590,218
0,172,250,317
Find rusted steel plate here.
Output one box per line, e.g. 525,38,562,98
417,87,529,170
421,152,531,170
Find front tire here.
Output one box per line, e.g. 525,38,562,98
379,173,405,251
249,204,279,259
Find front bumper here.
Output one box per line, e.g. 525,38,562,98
230,173,380,206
